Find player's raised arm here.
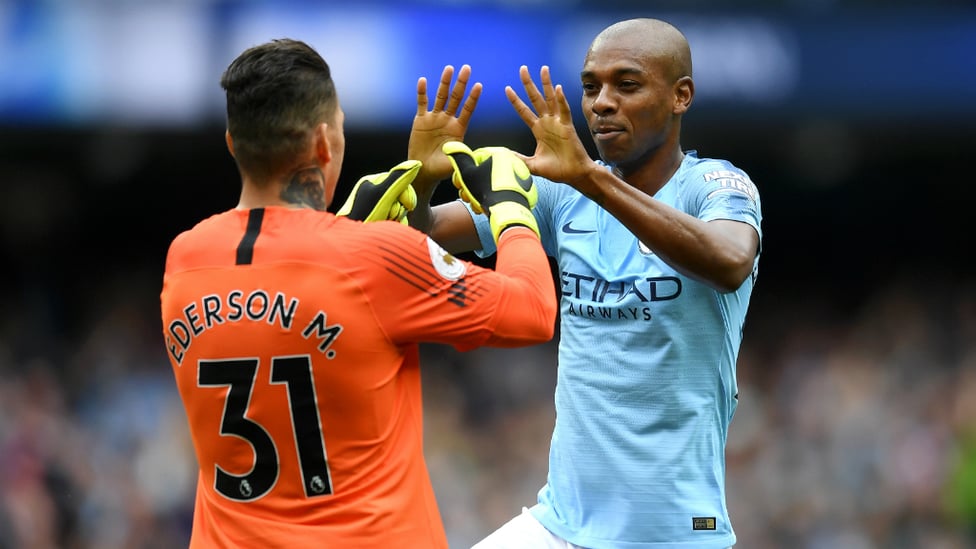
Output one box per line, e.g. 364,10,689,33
405,65,486,252
443,142,554,347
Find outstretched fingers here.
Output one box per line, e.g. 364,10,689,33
433,65,455,113
506,65,564,127
457,81,482,128
554,84,573,123
416,76,429,116
445,64,472,116
539,65,557,114
518,65,548,115
418,64,481,120
505,85,537,128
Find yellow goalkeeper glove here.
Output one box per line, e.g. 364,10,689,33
336,160,420,224
442,142,539,242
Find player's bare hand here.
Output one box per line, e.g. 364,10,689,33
409,64,482,196
505,65,594,187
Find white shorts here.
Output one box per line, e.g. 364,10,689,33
470,506,586,549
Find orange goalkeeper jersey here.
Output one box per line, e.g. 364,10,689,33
160,207,555,548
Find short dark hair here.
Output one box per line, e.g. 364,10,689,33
220,38,338,180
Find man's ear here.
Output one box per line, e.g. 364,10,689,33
225,130,236,158
315,122,332,165
673,76,694,115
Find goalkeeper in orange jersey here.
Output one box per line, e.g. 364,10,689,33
160,38,555,549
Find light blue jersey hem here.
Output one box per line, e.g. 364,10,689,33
532,505,736,549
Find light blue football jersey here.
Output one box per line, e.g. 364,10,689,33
469,151,762,548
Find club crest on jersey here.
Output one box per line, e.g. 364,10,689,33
426,237,466,281
638,240,655,256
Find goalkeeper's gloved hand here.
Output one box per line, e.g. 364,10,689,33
442,142,539,242
336,160,420,224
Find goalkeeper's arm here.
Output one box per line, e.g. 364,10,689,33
442,142,539,243
336,160,420,224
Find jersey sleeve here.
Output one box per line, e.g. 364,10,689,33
690,162,763,240
349,222,555,352
465,199,497,258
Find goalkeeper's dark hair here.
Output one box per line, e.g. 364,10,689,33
220,38,338,181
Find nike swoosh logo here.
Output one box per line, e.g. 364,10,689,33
514,168,534,193
561,221,595,234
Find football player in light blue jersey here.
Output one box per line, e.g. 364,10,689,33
408,17,761,549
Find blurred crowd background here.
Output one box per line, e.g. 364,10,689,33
1,1,975,548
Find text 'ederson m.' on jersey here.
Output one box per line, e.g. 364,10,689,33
469,151,763,548
160,207,554,549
